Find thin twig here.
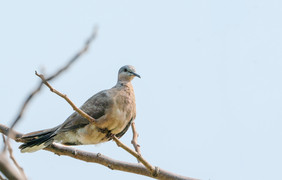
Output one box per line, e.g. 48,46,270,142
0,154,22,180
1,136,23,179
1,135,6,153
35,73,158,176
6,138,27,180
35,71,95,123
112,136,158,176
131,122,141,157
46,26,98,82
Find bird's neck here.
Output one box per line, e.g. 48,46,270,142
116,80,132,87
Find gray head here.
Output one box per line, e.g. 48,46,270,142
118,65,141,82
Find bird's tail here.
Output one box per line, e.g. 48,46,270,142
19,127,58,153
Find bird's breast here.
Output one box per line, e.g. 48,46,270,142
107,107,129,133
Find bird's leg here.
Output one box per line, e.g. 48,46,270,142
107,133,115,140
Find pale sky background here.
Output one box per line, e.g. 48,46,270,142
1,0,282,180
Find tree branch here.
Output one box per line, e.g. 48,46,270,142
35,71,95,123
45,26,98,82
0,153,22,180
0,124,198,180
112,136,157,176
3,136,27,180
131,121,141,157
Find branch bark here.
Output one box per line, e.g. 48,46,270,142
0,153,22,180
112,136,157,176
0,124,198,180
35,71,95,123
2,136,27,180
131,121,141,157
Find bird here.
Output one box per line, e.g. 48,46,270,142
19,65,140,153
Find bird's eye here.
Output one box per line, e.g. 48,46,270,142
124,69,128,72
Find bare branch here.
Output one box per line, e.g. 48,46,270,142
8,84,42,138
112,136,158,176
1,135,6,153
0,154,22,180
35,71,95,123
131,121,141,157
0,124,198,180
6,138,27,180
1,126,22,141
46,26,98,82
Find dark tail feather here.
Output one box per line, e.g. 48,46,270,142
19,128,57,153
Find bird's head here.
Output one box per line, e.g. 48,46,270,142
118,65,141,83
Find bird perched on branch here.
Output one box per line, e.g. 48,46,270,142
19,65,140,153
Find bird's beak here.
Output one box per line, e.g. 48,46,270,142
131,72,141,78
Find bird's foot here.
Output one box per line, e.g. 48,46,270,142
107,133,115,140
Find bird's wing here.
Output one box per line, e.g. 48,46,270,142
57,90,114,133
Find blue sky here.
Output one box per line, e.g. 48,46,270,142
1,1,282,180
